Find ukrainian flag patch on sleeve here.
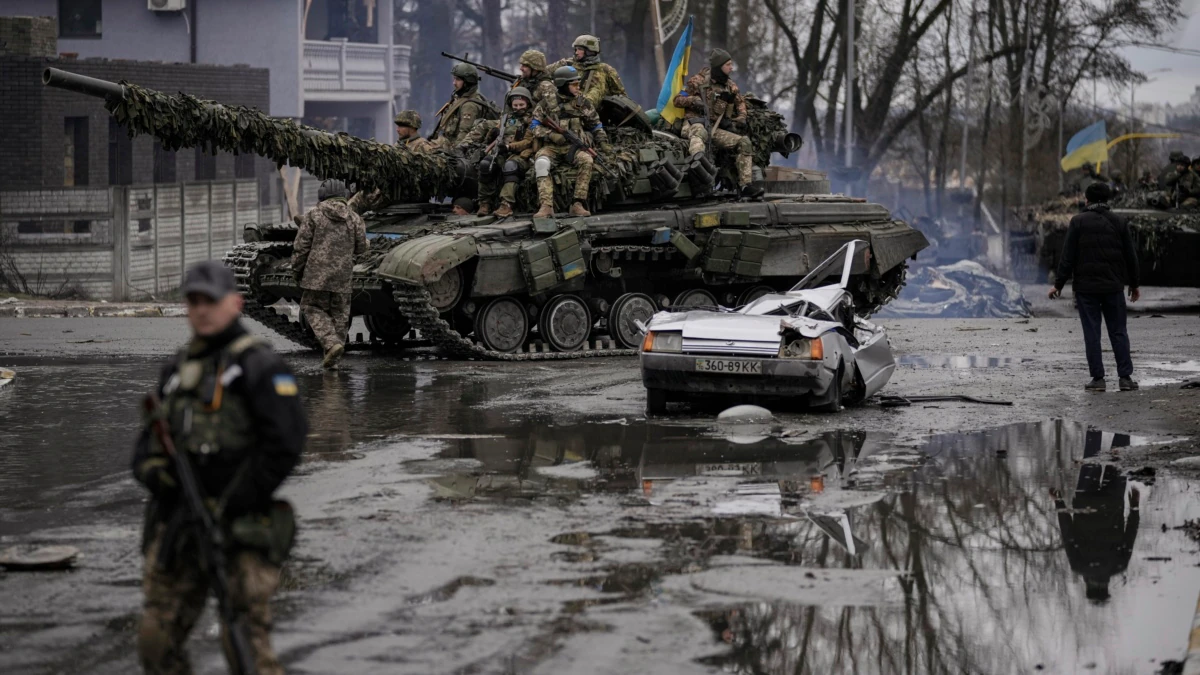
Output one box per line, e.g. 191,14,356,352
273,374,298,396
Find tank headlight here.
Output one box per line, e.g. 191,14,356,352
778,337,823,359
642,331,682,353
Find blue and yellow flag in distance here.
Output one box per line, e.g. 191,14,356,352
655,16,694,125
1060,120,1108,172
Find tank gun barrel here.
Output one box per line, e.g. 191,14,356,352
772,132,803,157
42,67,461,201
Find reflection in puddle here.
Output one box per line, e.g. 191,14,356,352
897,354,1033,369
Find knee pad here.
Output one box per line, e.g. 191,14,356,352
503,160,521,183
737,137,753,154
534,156,552,178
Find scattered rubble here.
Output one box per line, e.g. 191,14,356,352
877,260,1032,319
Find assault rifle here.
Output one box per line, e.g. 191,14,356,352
539,117,615,176
480,110,509,177
143,395,257,675
441,52,518,84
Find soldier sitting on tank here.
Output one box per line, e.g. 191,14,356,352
1179,157,1200,208
431,63,491,148
450,197,475,216
460,87,538,217
514,50,557,104
1149,154,1190,208
394,110,433,153
1138,170,1156,191
549,35,627,109
530,66,611,218
1158,150,1188,191
673,49,757,198
1078,162,1109,195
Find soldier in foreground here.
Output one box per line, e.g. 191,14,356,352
514,50,557,103
531,66,611,218
292,179,369,368
461,87,538,216
550,35,626,109
674,49,758,197
132,260,306,675
431,63,492,147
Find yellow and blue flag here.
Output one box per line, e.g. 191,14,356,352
1060,120,1108,172
655,16,694,125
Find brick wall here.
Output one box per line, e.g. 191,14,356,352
0,54,272,195
0,16,56,58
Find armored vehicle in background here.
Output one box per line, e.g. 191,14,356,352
44,67,928,360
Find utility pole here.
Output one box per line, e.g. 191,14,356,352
650,0,667,83
844,0,855,170
959,0,979,188
1058,102,1064,193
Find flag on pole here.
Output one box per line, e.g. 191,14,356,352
655,16,694,125
1060,120,1109,172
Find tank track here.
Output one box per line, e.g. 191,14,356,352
223,243,323,351
391,285,638,361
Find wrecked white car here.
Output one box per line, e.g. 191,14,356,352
639,240,896,414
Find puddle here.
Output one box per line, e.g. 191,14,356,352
897,354,1033,369
1144,360,1200,374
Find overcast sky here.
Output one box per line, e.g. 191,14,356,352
1105,2,1200,108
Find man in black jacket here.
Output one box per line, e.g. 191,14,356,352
1049,183,1140,392
132,260,307,674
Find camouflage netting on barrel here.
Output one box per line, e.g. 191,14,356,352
108,83,460,201
744,97,791,168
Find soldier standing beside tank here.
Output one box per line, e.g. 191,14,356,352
431,63,491,148
292,179,368,369
133,259,306,675
674,49,757,197
461,87,538,217
550,35,627,109
514,50,558,104
531,67,611,218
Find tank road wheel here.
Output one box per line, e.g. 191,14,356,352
608,293,657,349
538,294,592,352
428,267,464,313
364,313,411,344
672,288,718,309
737,285,775,306
474,296,529,353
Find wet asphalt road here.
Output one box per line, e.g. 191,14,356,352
2,315,1200,674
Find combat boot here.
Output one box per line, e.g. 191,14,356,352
534,177,555,218
493,202,514,218
475,202,492,216
322,343,345,369
568,201,591,217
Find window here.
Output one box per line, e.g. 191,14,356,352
137,218,152,233
72,220,91,234
153,141,176,184
64,117,89,187
17,221,42,235
234,153,256,179
108,119,132,186
195,147,216,181
59,0,102,38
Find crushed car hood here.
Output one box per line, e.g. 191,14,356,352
778,316,844,339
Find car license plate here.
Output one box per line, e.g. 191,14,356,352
694,358,762,374
696,462,763,476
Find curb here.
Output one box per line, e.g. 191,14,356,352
2,304,186,318
1184,590,1200,675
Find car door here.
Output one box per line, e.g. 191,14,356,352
851,317,895,397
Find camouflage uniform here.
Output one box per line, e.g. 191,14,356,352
1180,162,1200,207
513,50,558,104
291,197,368,352
132,304,306,675
531,87,609,215
349,112,431,213
549,36,627,110
673,51,753,187
461,108,537,213
432,71,491,148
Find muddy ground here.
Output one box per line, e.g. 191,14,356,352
1,309,1198,674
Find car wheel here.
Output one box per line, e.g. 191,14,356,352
815,365,844,413
645,388,669,416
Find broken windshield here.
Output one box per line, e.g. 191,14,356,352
789,239,866,292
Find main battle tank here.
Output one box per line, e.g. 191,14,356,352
44,67,928,360
1015,191,1200,287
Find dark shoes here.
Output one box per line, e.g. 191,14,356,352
1119,377,1139,391
1085,378,1106,392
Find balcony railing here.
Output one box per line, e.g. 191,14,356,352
303,39,411,98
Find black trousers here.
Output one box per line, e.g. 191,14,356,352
1075,291,1133,380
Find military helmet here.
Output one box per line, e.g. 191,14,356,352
573,34,601,54
1177,155,1192,166
451,62,479,84
506,86,533,107
554,65,581,89
318,179,349,202
393,110,422,130
1169,150,1186,162
710,48,733,70
519,49,547,72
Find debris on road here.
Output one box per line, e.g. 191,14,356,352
878,394,1014,407
876,260,1032,319
0,368,13,390
718,405,775,422
0,545,80,571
